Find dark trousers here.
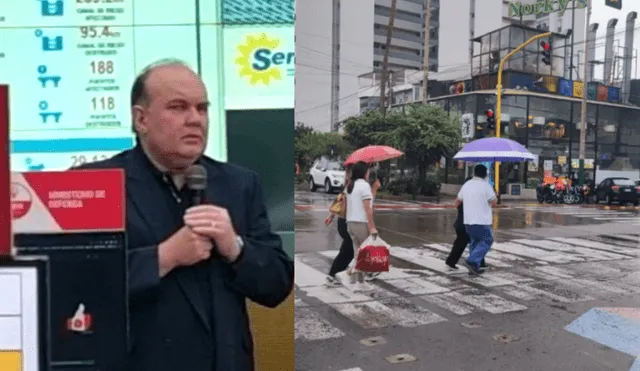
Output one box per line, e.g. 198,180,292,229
328,217,354,276
445,223,485,267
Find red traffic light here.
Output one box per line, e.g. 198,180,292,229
486,109,494,117
540,41,550,51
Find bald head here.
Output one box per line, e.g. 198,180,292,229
130,59,210,171
131,59,204,109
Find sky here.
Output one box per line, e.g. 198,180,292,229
590,0,640,80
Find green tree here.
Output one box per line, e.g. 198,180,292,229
295,122,314,139
383,104,461,191
294,126,351,173
342,110,399,148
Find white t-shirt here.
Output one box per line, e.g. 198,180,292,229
457,177,496,225
346,179,373,222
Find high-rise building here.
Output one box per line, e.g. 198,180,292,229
372,0,435,71
295,0,432,131
438,0,586,81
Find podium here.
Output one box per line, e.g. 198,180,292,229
12,170,128,371
0,257,50,371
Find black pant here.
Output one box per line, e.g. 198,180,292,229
445,224,485,267
328,217,354,276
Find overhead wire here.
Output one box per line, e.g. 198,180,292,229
295,22,640,120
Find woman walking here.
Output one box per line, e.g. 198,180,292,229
344,161,378,291
325,166,354,286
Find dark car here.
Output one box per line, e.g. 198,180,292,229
594,177,639,205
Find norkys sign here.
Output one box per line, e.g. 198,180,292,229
508,0,587,18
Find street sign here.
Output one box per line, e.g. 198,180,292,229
461,113,475,139
507,0,586,18
605,0,621,10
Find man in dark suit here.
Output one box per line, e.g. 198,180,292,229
76,59,294,371
445,176,487,270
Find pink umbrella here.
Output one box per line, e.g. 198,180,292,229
344,145,403,165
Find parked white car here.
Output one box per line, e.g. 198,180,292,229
309,157,345,193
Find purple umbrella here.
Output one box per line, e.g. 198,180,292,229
453,137,535,162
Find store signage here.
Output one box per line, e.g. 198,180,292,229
508,0,587,18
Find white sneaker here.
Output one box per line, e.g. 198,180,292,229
334,271,349,285
325,275,341,287
354,281,374,292
364,272,381,281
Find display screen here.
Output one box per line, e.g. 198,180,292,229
0,0,294,171
223,26,294,110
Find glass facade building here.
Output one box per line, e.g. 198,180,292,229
427,92,640,191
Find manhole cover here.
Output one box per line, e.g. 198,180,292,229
360,336,386,346
385,353,417,364
493,333,520,343
461,321,483,329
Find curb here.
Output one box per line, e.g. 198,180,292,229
294,204,509,211
520,203,640,211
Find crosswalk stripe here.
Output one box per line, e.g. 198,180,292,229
390,246,460,274
423,243,512,268
615,234,640,243
424,244,528,268
384,276,451,295
421,293,475,315
593,217,638,221
550,237,638,257
459,271,534,287
516,238,633,260
295,258,329,287
446,288,527,314
317,250,421,280
491,241,584,263
505,282,593,303
295,305,345,341
296,262,447,329
339,368,363,371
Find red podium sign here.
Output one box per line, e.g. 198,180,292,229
11,170,125,234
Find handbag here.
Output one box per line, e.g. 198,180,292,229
354,235,390,273
329,192,346,218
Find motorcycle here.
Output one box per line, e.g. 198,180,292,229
537,183,556,203
564,185,582,204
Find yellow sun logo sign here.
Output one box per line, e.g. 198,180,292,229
234,33,294,86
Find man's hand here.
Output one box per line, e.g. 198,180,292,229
159,226,213,276
184,205,241,262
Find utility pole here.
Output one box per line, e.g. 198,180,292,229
388,70,394,107
330,0,341,131
578,0,591,186
379,0,397,114
421,0,431,104
569,1,576,80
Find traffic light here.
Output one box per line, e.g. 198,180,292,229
540,40,551,66
475,122,485,139
485,109,495,131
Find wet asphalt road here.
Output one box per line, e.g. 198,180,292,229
294,191,640,371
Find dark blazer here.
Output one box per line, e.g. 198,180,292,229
76,146,294,371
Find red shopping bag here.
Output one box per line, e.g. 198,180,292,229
354,235,390,272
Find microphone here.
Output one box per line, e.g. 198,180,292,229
186,164,207,205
